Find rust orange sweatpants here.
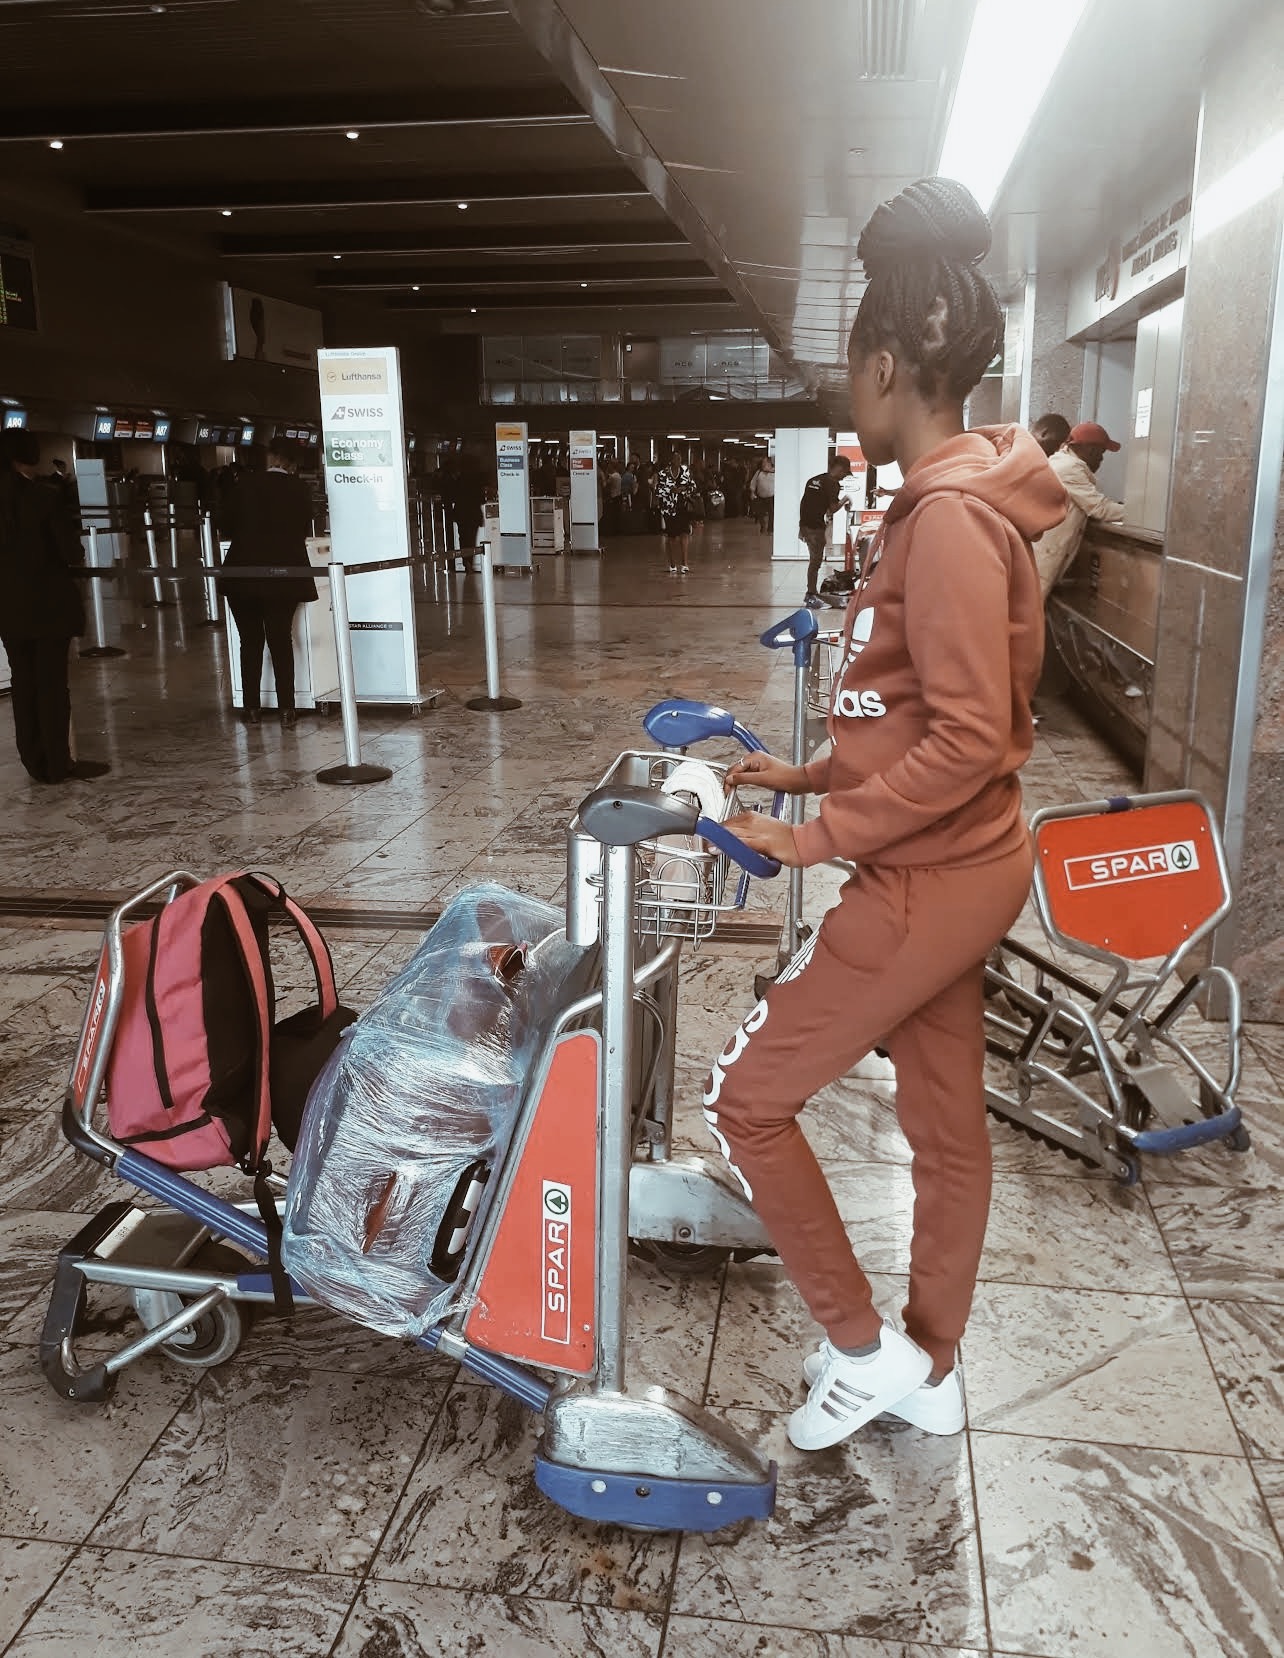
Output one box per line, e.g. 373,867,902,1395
703,844,1033,1373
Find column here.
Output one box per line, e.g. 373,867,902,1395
1145,6,1284,1016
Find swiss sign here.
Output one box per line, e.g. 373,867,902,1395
1065,839,1199,890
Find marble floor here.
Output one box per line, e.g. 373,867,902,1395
1,520,1282,1657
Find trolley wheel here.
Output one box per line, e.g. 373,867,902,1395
632,1240,731,1277
1113,1153,1142,1188
160,1300,245,1369
1228,1124,1253,1153
158,1241,252,1371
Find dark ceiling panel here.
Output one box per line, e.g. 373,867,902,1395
85,169,650,214
221,222,687,259
0,87,588,142
387,288,736,311
316,259,716,289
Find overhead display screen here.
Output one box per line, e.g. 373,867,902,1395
0,234,37,331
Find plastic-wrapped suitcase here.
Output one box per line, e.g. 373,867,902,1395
281,884,589,1339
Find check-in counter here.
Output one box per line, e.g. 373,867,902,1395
1046,522,1162,771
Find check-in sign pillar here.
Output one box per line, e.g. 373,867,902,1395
318,346,420,701
495,421,532,569
568,429,598,551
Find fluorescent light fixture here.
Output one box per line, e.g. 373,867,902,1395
1194,129,1284,242
937,0,1088,212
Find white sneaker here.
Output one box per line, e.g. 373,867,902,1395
788,1324,931,1451
680,564,690,573
802,1348,966,1435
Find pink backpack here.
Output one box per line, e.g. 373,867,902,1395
104,872,352,1305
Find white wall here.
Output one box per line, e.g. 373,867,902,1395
772,427,831,561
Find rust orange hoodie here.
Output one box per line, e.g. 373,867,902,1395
794,424,1067,869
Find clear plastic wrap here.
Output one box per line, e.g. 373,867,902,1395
281,883,590,1338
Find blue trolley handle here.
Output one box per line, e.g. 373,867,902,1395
759,607,820,669
695,814,782,880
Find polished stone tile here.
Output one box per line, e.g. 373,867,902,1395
2,1547,356,1657
670,1410,985,1645
977,1174,1178,1294
332,1578,664,1656
0,1209,85,1330
91,1362,444,1573
963,1283,1240,1453
372,1387,677,1610
1254,1457,1284,1536
706,1263,906,1414
662,1626,985,1658
972,1433,1284,1658
0,1538,74,1650
1148,1186,1284,1305
0,1341,196,1542
1189,1300,1284,1459
0,1105,120,1213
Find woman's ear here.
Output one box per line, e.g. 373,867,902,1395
875,349,897,395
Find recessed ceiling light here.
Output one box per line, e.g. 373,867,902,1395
221,209,232,217
346,130,360,140
580,281,588,288
412,284,421,291
457,202,469,211
333,254,342,260
49,139,64,150
470,307,478,314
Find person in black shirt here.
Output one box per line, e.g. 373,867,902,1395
798,456,852,608
218,439,317,727
0,430,108,782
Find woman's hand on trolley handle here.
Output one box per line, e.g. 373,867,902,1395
724,752,810,796
722,810,804,868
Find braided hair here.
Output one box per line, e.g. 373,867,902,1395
850,177,1004,403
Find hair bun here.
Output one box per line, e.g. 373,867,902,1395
857,176,991,277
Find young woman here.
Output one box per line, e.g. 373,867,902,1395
710,177,1067,1451
655,450,697,574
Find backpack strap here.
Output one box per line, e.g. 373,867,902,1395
215,880,294,1315
242,872,338,1022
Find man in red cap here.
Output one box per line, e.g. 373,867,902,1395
1034,420,1123,597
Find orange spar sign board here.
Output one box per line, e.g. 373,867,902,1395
1036,799,1226,960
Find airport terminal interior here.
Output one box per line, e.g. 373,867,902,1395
2,1,1284,1655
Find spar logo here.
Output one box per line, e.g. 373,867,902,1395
540,1181,572,1343
1065,840,1200,891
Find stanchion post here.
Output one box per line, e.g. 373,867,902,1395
79,525,126,659
195,513,224,629
465,543,522,712
316,561,392,786
141,508,174,608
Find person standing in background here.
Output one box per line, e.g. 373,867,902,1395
1034,421,1123,597
752,456,776,533
0,430,108,782
1030,412,1071,458
798,455,852,608
656,449,697,575
218,438,317,729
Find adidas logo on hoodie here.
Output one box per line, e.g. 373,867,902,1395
834,609,886,718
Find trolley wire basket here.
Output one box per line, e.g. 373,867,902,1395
806,629,847,719
567,750,757,944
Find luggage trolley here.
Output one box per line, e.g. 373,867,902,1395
40,766,781,1533
982,790,1248,1182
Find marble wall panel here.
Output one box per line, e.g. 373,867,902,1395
1029,269,1084,425
1146,559,1245,801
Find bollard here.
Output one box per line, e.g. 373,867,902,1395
141,508,174,608
79,525,126,659
316,561,393,786
465,543,522,712
195,514,224,629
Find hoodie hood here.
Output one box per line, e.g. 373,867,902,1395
885,424,1066,545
